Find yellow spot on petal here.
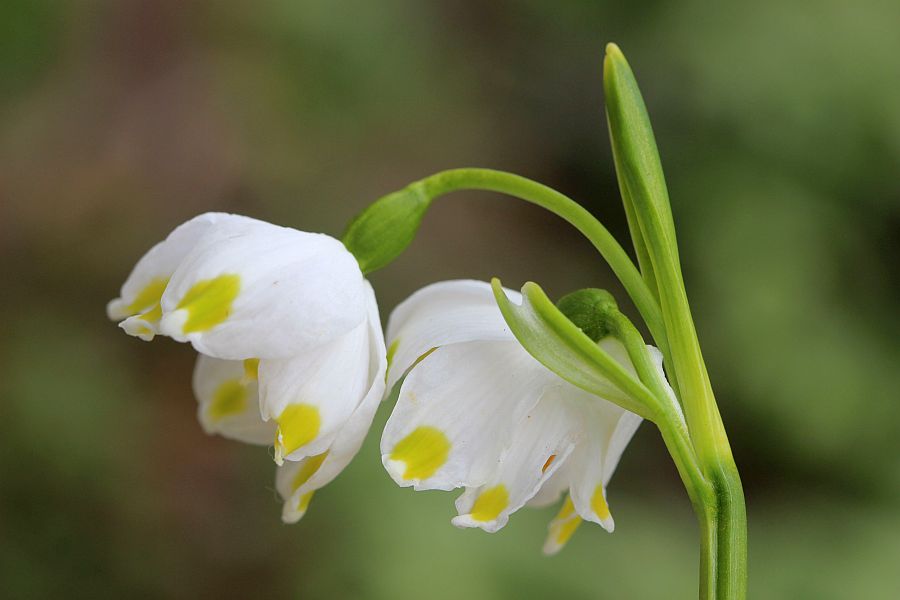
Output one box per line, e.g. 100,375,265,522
390,426,450,480
208,379,247,422
470,485,509,522
591,485,611,521
542,454,556,473
242,358,260,381
176,274,241,333
137,302,163,324
127,277,169,315
547,496,582,549
555,514,583,545
557,496,575,520
275,404,321,457
291,453,328,492
297,491,315,513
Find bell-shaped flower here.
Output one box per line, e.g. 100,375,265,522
108,212,368,360
109,212,387,521
381,280,671,553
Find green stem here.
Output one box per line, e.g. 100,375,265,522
413,168,669,359
604,44,747,598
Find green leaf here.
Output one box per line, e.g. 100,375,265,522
342,182,432,274
603,43,680,270
491,278,655,419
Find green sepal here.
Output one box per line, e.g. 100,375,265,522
342,182,432,274
491,278,654,420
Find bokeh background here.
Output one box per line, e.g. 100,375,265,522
2,1,899,598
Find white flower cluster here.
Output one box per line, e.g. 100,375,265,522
109,213,672,552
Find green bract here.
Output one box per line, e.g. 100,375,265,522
490,278,656,420
342,183,432,274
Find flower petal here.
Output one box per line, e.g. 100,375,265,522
381,339,553,491
108,212,250,340
275,286,387,522
451,392,577,533
261,282,384,465
384,280,520,391
542,495,583,555
159,218,366,359
192,353,276,445
565,392,642,531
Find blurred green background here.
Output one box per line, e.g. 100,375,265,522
2,1,899,598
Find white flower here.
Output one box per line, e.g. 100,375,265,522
109,212,387,521
108,212,367,360
381,280,671,553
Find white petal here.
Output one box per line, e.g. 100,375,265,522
542,495,583,555
275,287,387,522
384,280,520,391
564,390,642,531
260,282,384,464
108,212,251,339
451,393,577,533
192,354,276,445
381,340,553,491
158,218,366,360
526,458,572,508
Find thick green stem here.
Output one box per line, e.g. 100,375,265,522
414,168,669,358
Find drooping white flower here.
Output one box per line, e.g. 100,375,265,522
381,280,672,553
109,212,387,521
108,212,367,360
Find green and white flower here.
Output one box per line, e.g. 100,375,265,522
381,280,672,553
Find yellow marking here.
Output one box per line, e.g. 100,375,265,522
297,491,314,513
176,274,241,333
137,326,153,336
390,426,450,480
138,302,163,324
557,496,575,520
291,453,328,492
555,515,582,545
591,485,611,521
242,358,260,381
208,379,247,422
469,485,509,522
126,278,168,315
541,454,556,473
385,339,400,374
276,404,321,456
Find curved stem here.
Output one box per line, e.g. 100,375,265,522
414,168,669,359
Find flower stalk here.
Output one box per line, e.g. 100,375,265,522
603,43,747,599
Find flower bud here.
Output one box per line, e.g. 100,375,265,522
555,288,619,343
